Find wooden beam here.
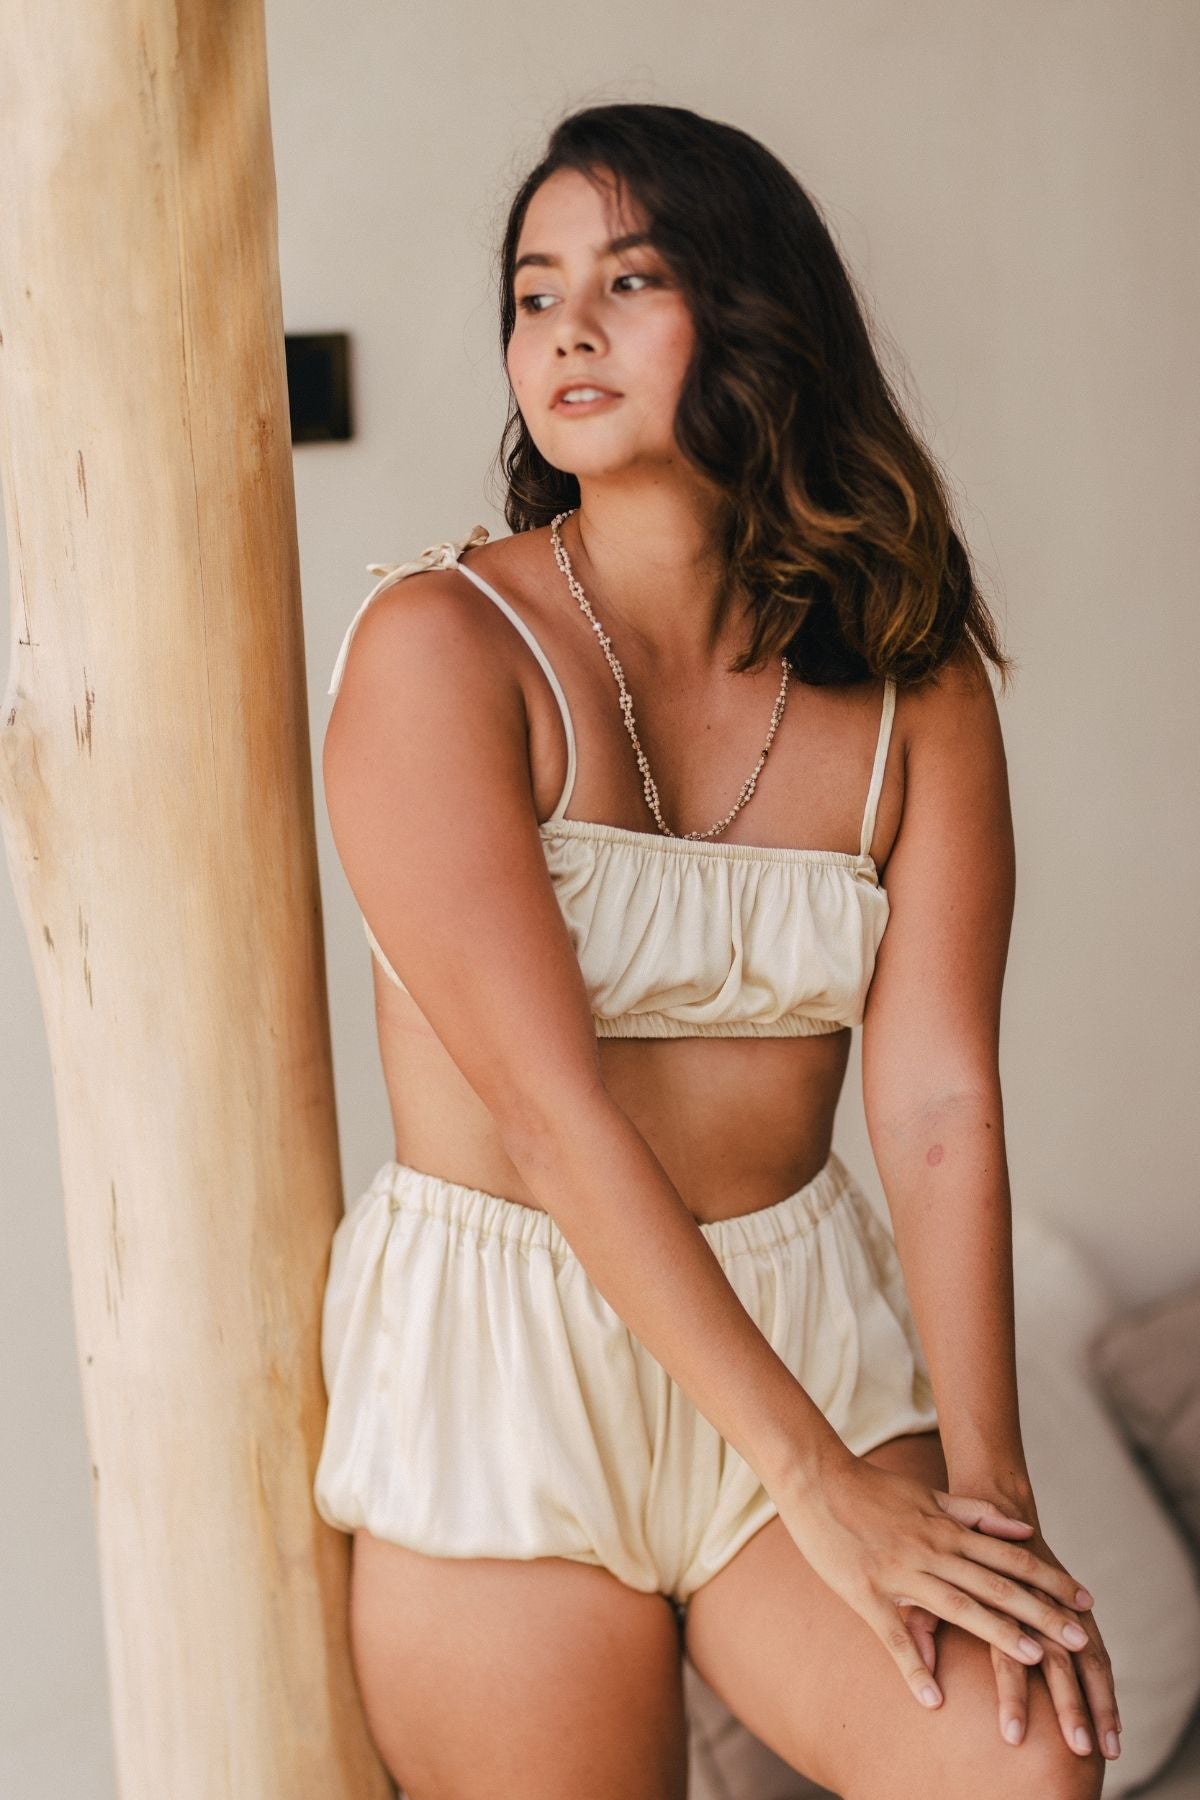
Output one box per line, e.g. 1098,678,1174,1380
0,2,391,1792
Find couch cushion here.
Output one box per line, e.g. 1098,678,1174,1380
1089,1278,1200,1558
1010,1213,1200,1795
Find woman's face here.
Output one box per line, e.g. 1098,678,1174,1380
506,167,697,482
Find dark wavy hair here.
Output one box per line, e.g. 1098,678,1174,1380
491,102,1013,691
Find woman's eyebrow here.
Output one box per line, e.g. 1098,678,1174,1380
512,231,654,275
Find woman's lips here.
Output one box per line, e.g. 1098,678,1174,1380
552,389,623,413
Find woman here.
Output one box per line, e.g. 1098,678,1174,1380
313,102,1118,1798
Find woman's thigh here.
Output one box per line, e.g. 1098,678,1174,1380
682,1429,1104,1800
349,1528,688,1800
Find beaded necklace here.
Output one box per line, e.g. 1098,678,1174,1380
549,508,789,841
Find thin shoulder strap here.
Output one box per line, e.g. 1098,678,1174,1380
452,563,578,823
327,526,577,822
859,677,897,862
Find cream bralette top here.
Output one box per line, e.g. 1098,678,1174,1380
328,526,895,1039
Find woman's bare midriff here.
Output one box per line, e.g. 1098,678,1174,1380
372,976,853,1225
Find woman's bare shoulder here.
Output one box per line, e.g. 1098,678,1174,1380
321,534,602,1133
329,555,529,715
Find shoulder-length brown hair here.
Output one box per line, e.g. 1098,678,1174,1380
492,102,1013,692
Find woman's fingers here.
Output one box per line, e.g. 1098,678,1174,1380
931,1542,1093,1652
990,1643,1030,1746
940,1516,1094,1616
934,1489,1037,1539
863,1595,947,1709
1031,1629,1100,1757
1066,1611,1122,1762
894,1570,1061,1667
899,1600,940,1675
991,1609,1120,1760
880,1569,1118,1762
776,1458,1114,1730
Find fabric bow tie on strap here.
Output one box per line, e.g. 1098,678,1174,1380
329,523,491,696
364,522,490,582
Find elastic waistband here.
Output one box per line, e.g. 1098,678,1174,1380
368,1148,856,1265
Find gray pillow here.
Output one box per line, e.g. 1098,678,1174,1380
1090,1279,1200,1557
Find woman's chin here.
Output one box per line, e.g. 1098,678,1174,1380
536,442,661,482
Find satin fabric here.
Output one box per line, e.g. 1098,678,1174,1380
535,818,888,1038
331,527,898,1040
312,1149,938,1604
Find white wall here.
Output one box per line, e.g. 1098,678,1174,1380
2,2,1196,1792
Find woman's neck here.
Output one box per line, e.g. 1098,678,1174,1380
561,484,747,668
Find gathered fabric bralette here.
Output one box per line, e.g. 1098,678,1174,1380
328,525,895,1040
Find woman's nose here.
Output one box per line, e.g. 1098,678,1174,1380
553,300,605,355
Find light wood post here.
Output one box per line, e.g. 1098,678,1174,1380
0,2,392,1793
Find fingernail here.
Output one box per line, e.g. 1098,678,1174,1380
1074,1727,1092,1753
1105,1731,1120,1758
1004,1717,1023,1744
1063,1622,1089,1648
1017,1634,1041,1660
920,1684,940,1707
1075,1587,1094,1608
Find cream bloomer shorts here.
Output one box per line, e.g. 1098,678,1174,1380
312,1148,938,1615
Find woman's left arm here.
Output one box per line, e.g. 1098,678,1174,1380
861,645,1121,1764
861,643,1026,1502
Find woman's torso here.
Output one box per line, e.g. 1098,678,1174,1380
361,526,904,1225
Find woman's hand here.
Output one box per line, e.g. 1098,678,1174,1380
773,1452,1100,1719
930,1480,1122,1763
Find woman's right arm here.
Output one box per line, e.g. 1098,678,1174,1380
324,566,842,1490
323,569,1093,1706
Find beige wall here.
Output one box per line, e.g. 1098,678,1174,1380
2,1,1196,1790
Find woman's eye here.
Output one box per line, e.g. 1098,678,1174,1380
516,272,660,314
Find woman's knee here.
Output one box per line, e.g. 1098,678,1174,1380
853,1622,1105,1800
836,1685,1103,1799
934,1724,1103,1800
